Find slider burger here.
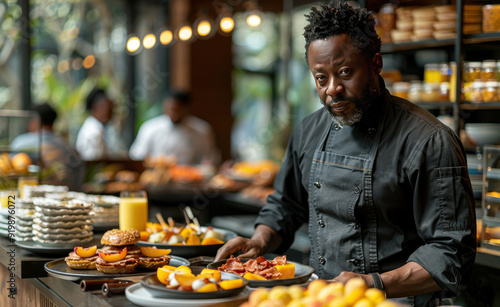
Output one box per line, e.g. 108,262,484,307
96,229,141,274
137,245,172,270
65,245,98,270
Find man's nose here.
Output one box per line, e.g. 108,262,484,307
326,78,344,98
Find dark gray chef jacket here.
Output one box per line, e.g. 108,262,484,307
255,83,476,306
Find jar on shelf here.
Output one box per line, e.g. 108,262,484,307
424,63,441,84
421,82,440,102
439,63,450,82
483,4,500,33
439,82,450,101
408,80,423,102
481,60,497,81
469,80,484,103
482,80,499,103
392,82,410,99
449,62,457,102
463,62,482,101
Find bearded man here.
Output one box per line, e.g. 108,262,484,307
216,2,476,306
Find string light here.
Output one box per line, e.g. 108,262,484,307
197,20,211,37
82,55,95,69
159,29,174,45
143,33,156,49
219,16,235,33
246,12,262,27
178,25,193,41
126,36,141,53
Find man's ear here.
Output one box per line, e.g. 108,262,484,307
372,53,383,74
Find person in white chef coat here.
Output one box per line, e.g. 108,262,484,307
75,87,127,161
129,91,220,166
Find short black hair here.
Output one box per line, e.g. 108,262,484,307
86,87,107,111
303,1,381,65
33,103,57,126
167,91,191,106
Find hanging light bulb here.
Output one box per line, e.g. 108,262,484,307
126,35,141,53
197,20,212,37
220,16,235,33
246,12,262,27
143,33,157,49
159,29,174,46
177,25,193,42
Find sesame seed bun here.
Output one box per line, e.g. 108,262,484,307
100,229,140,246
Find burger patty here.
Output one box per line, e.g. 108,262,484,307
96,256,138,267
65,252,98,262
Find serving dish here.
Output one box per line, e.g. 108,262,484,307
16,237,102,255
44,255,190,281
135,227,237,258
140,266,248,299
126,283,250,307
208,258,315,287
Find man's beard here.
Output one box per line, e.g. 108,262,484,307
322,78,379,126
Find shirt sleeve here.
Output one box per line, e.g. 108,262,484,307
406,128,476,296
254,128,309,254
75,121,105,161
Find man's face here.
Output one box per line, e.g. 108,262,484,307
307,34,382,125
164,99,189,124
93,97,113,124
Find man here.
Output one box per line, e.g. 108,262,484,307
129,91,219,165
75,87,127,160
215,3,476,305
11,103,85,191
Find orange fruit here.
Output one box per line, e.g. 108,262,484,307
11,153,31,173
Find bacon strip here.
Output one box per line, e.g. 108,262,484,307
218,255,288,279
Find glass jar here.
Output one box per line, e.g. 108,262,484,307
421,82,440,102
449,62,457,102
470,80,484,103
392,82,410,99
482,81,499,103
439,63,450,82
481,60,497,81
463,62,482,101
483,4,500,33
439,82,450,101
408,80,423,102
424,63,441,84
496,60,500,82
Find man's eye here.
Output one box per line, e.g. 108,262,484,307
340,68,351,76
316,76,326,82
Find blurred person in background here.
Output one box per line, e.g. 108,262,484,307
129,91,220,166
76,87,127,160
11,103,85,191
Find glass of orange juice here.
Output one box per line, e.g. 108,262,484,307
119,190,148,231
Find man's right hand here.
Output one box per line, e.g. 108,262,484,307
214,236,267,261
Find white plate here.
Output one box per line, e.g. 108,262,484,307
125,283,250,307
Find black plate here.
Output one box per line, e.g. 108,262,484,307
140,267,248,299
135,227,237,258
207,258,314,288
44,255,190,281
16,237,102,255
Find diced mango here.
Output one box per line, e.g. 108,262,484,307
175,265,192,274
186,232,201,245
175,273,197,288
219,279,244,290
196,282,218,292
275,263,295,279
201,237,225,245
243,272,267,280
157,267,174,285
197,268,221,282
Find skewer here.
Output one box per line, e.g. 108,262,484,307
184,206,201,235
156,212,170,231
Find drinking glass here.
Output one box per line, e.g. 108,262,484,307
119,190,148,231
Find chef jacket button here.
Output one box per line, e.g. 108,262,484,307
353,223,360,229
318,220,325,228
334,124,341,131
319,256,326,265
354,186,361,194
368,128,376,135
347,258,361,266
314,181,321,188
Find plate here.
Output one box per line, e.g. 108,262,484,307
126,283,250,307
140,267,248,299
15,237,102,255
136,227,237,258
208,258,315,288
44,255,190,281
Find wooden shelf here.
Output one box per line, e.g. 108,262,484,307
381,32,500,54
414,102,500,110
